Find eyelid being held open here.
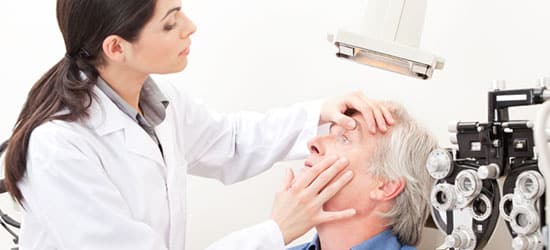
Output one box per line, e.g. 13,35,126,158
342,134,350,144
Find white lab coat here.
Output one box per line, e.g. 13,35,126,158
18,81,321,250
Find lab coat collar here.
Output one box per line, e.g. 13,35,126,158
88,85,127,136
87,84,166,168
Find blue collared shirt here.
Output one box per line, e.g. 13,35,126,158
288,229,416,250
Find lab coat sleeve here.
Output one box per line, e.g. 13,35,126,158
19,122,167,250
205,220,285,250
167,84,322,184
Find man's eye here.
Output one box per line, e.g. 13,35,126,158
342,135,350,144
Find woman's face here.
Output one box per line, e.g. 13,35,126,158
124,0,196,75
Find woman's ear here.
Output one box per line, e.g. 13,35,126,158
369,177,406,201
102,35,127,63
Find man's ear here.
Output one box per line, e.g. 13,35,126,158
102,35,128,63
369,177,406,201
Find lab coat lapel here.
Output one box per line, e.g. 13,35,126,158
154,105,187,250
154,115,180,183
89,86,166,168
155,121,175,171
124,122,166,168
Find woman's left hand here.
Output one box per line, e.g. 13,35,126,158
320,91,395,133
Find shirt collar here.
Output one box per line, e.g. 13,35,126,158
302,229,408,250
95,76,169,127
351,229,403,250
139,76,170,126
301,234,321,250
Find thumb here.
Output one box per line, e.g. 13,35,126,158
281,168,295,191
318,209,357,224
332,113,356,130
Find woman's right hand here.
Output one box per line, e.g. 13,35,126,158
270,156,355,245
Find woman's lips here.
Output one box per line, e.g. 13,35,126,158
304,160,313,168
179,47,190,56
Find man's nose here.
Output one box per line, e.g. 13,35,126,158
307,136,324,156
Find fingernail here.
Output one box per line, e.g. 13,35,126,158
338,157,349,165
347,120,356,129
343,170,354,179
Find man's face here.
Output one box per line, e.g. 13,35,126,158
305,112,382,213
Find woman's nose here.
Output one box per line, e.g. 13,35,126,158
181,15,197,38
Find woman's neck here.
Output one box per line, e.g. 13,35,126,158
98,66,148,112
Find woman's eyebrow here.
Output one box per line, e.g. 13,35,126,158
161,6,181,21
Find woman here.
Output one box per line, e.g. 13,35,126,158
4,0,394,249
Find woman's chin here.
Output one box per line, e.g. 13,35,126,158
155,61,188,75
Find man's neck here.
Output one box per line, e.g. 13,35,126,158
316,212,389,250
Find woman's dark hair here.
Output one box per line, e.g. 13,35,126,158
4,0,156,204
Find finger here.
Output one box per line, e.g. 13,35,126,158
353,97,385,133
380,104,396,125
292,156,338,190
331,113,356,130
281,168,295,191
347,96,376,133
305,158,350,195
316,170,354,203
370,102,388,133
316,209,356,224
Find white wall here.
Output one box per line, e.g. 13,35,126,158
1,0,549,249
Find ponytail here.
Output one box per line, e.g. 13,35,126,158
5,0,156,204
4,56,97,204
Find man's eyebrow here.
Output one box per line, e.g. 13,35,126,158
161,6,181,21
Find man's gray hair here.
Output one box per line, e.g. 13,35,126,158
368,101,438,246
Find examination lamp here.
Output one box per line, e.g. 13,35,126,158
329,0,444,79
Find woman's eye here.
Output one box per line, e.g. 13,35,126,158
164,23,176,31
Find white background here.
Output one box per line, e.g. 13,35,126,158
1,0,550,249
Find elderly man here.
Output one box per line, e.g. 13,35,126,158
288,102,438,250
